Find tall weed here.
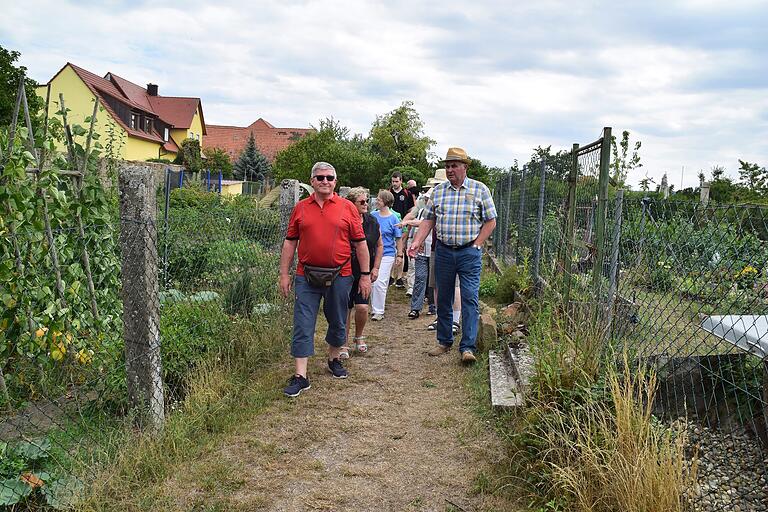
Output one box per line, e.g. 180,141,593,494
498,298,697,511
536,360,697,512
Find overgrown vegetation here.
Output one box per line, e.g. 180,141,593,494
1,107,122,411
80,307,291,510
471,299,696,511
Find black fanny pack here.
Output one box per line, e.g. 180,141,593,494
303,258,350,288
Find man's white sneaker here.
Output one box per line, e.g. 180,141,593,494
371,313,384,321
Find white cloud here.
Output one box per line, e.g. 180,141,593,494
2,0,767,189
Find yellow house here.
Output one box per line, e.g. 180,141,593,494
37,63,206,161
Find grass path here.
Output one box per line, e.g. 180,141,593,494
158,296,519,511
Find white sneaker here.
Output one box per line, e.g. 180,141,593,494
371,313,384,321
406,290,413,296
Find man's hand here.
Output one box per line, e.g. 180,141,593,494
279,274,292,297
358,275,372,299
371,267,379,283
407,242,422,259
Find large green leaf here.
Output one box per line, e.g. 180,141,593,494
42,474,84,509
0,478,32,505
13,438,51,462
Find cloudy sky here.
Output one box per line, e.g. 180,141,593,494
2,0,766,188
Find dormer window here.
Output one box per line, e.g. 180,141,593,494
163,128,169,141
130,113,139,130
144,118,153,133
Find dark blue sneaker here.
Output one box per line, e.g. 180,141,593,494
284,374,311,397
328,358,348,379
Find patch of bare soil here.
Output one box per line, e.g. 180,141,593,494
164,296,519,511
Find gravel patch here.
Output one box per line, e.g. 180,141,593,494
682,421,768,511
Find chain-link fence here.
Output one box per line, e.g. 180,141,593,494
493,129,768,509
615,199,768,509
0,163,292,508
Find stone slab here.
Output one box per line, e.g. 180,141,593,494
489,350,523,408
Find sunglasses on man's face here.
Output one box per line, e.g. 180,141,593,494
313,174,335,182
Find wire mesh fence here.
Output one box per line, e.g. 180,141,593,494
0,164,291,508
493,134,768,509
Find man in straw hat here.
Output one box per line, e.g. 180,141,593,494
408,148,497,364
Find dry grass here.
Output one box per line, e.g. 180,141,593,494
78,312,289,511
537,359,697,512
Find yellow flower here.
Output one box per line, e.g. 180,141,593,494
736,265,758,279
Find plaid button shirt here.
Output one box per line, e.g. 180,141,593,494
424,177,497,246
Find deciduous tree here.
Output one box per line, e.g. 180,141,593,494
174,138,203,173
273,118,384,190
369,101,435,172
202,147,233,178
1,45,43,129
738,159,767,196
610,130,642,186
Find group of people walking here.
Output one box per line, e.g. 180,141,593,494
279,148,497,397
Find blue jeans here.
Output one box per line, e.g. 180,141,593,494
434,244,482,353
291,274,354,358
410,255,430,312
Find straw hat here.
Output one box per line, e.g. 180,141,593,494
440,147,471,165
426,168,447,187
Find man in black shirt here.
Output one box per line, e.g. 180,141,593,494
390,171,414,287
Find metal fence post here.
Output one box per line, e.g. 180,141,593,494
604,189,624,336
515,165,527,265
562,143,579,307
118,163,165,432
533,159,546,296
592,126,612,300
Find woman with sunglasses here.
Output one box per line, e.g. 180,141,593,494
340,187,384,357
370,189,403,322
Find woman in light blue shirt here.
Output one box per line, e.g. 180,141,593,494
370,190,402,320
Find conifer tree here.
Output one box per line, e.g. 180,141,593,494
234,132,271,182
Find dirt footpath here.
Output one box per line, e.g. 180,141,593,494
167,298,517,511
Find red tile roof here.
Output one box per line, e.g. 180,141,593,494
204,118,313,163
148,96,205,132
108,73,156,113
45,63,204,147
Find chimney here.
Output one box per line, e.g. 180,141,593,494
147,83,158,96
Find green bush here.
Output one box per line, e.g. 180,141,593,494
479,272,499,297
163,189,282,287
495,264,530,304
160,301,230,397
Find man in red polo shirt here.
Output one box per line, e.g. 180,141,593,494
278,162,371,397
